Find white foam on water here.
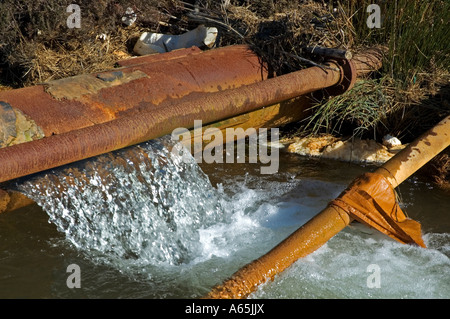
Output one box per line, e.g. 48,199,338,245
250,225,450,299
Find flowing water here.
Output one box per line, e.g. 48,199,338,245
0,137,449,299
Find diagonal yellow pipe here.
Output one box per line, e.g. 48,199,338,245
205,115,450,299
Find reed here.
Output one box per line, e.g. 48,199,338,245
303,78,394,139
300,0,449,141
342,0,449,87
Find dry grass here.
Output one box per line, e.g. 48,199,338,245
13,26,145,84
0,0,353,85
0,0,183,87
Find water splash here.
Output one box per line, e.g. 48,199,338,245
16,137,224,266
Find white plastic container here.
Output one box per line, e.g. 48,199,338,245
133,25,218,55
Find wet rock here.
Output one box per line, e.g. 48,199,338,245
284,135,399,164
322,139,395,164
285,135,338,157
0,101,17,148
0,101,45,148
382,134,402,149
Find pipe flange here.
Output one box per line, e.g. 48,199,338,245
325,58,357,96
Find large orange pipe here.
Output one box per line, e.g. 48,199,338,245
205,205,352,299
0,45,269,137
374,116,450,188
0,47,384,214
0,60,344,184
205,115,450,299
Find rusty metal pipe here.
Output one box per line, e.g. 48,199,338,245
205,114,450,299
0,45,379,142
0,45,270,137
0,96,314,215
352,46,386,77
0,60,344,184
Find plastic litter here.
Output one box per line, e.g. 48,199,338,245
133,25,218,55
382,134,402,148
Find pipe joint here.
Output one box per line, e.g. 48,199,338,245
325,58,357,96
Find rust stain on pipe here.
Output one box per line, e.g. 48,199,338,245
0,85,109,137
45,70,149,101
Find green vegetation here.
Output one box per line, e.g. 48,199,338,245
343,0,449,86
